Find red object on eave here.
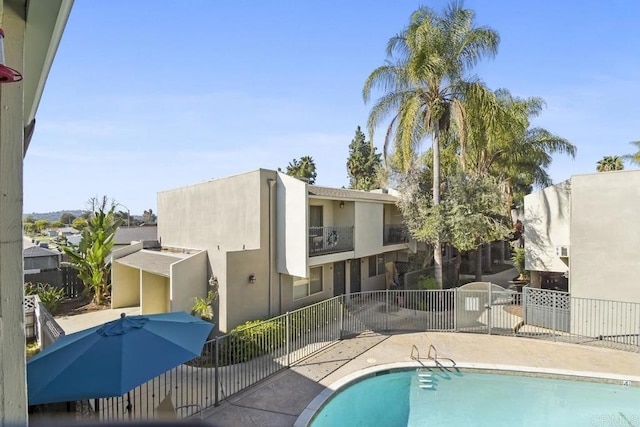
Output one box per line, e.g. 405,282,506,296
0,28,23,84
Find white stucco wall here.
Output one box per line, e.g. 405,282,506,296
570,171,640,303
158,170,263,251
524,181,571,273
275,172,307,277
225,248,274,331
170,250,208,314
354,202,384,258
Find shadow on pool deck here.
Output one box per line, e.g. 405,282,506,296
202,331,640,426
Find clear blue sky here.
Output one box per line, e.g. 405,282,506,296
24,0,640,215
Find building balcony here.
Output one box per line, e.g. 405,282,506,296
383,224,409,245
309,226,354,257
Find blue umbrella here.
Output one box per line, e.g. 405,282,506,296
27,311,213,405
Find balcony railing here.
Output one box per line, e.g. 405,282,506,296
24,295,65,349
309,225,354,256
384,224,409,245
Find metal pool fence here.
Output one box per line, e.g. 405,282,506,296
92,286,640,421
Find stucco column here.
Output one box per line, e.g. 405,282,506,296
0,1,28,424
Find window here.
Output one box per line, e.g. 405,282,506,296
310,206,323,228
377,256,385,276
369,255,386,277
368,256,377,278
310,267,323,294
293,266,323,300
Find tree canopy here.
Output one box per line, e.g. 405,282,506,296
596,155,624,172
143,209,157,224
346,126,382,190
59,212,76,225
280,155,317,184
363,2,500,288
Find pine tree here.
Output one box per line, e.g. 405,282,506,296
346,126,382,190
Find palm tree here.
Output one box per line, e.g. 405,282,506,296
464,89,575,212
596,156,624,172
363,2,499,288
622,141,640,167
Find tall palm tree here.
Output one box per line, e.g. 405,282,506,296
363,2,499,288
622,140,640,167
596,156,624,172
464,89,576,212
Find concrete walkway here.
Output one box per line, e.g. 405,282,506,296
202,332,640,426
55,306,140,334
461,261,518,289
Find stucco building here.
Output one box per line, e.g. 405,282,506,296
524,169,640,303
111,169,414,332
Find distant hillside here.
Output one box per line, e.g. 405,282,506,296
23,210,144,223
23,210,85,222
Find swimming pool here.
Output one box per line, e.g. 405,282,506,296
309,369,640,426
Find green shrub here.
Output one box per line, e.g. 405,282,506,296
24,282,65,315
511,248,529,280
218,319,285,366
191,289,217,321
417,274,439,290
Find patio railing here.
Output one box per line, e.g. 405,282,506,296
383,224,409,245
93,287,640,421
308,226,354,256
24,295,65,349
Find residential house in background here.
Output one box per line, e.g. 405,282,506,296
111,169,414,332
113,224,158,250
56,226,79,237
23,246,61,275
524,170,640,336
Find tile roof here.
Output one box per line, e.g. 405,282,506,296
114,250,182,277
307,185,398,202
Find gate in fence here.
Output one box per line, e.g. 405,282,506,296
87,285,640,422
455,282,522,335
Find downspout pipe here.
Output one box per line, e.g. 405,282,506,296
267,178,275,317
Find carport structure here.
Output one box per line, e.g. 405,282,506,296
111,243,208,315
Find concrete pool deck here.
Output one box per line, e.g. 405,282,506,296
202,332,640,426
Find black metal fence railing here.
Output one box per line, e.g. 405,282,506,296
308,226,354,256
383,224,409,245
91,288,640,422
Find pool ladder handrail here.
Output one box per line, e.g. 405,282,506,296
410,344,438,362
427,344,437,362
411,344,456,367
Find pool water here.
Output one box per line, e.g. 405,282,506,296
309,370,640,426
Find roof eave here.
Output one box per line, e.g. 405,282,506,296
23,0,74,129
